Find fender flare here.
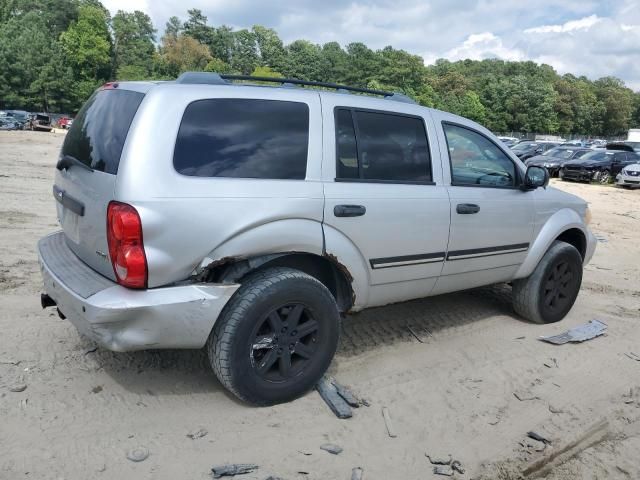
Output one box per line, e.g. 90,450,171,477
321,224,371,310
514,208,589,279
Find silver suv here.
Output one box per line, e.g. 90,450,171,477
38,73,596,405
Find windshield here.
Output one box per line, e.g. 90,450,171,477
512,142,537,151
579,151,614,161
544,148,577,159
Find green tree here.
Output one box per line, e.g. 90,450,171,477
252,25,286,72
285,40,324,81
112,10,156,80
594,77,634,135
230,29,259,75
159,33,212,77
183,8,213,44
164,15,182,40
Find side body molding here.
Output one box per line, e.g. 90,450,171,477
321,224,371,311
514,208,594,279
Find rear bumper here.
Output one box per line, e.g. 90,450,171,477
38,232,239,352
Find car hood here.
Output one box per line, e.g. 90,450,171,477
623,163,640,172
526,155,562,165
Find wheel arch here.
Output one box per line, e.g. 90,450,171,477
202,252,356,314
515,208,590,279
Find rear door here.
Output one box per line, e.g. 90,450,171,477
54,86,146,279
321,96,450,302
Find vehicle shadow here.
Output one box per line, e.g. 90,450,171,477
92,284,518,397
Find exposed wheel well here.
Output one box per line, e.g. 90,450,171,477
204,253,354,313
555,228,586,260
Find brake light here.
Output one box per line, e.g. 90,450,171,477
106,202,147,289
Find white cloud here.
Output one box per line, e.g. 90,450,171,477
524,14,602,34
442,32,525,62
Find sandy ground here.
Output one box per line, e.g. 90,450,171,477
0,130,639,480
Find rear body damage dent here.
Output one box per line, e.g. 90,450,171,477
323,252,356,309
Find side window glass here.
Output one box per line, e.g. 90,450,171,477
334,108,432,182
335,109,358,179
443,123,516,188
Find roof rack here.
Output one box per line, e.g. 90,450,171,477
175,72,416,104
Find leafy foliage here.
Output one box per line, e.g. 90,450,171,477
0,1,638,136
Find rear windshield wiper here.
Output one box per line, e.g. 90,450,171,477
56,155,93,173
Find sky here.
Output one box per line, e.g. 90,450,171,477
101,0,640,91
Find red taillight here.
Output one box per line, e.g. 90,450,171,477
107,202,147,289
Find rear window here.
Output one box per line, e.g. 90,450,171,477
173,99,309,179
61,89,144,175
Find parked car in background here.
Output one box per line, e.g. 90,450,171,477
563,139,585,147
57,117,74,129
511,141,560,161
37,73,596,405
498,136,519,148
5,110,30,129
589,139,607,149
0,116,20,130
27,113,53,132
560,149,640,184
524,146,590,177
616,163,640,189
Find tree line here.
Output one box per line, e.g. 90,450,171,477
1,0,639,136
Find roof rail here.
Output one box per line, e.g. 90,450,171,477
175,72,417,104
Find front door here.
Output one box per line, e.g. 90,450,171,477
433,117,535,289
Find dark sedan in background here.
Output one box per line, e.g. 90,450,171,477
511,141,560,161
524,146,591,177
560,149,640,184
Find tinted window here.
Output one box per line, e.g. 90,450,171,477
62,89,144,174
335,108,432,182
174,99,309,179
443,123,516,187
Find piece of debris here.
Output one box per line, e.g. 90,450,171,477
624,352,640,362
433,465,454,476
297,450,312,456
513,390,540,401
539,320,607,345
515,336,526,340
126,447,149,462
316,377,352,419
381,406,397,438
210,464,258,478
330,378,361,408
527,431,551,445
351,467,363,480
426,454,452,465
548,404,564,414
543,358,558,368
9,383,27,393
91,385,103,394
263,477,284,480
84,347,98,355
320,443,343,455
0,359,21,366
187,427,208,440
451,460,465,474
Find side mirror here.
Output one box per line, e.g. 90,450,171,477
522,165,549,190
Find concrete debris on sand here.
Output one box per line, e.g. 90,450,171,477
211,464,258,478
320,443,343,455
351,467,363,480
451,460,465,474
329,377,364,407
433,465,454,476
9,383,27,392
381,406,397,438
426,454,452,465
126,447,149,462
316,377,352,419
187,427,208,440
539,319,607,345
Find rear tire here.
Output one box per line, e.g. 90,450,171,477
207,267,340,406
512,241,583,324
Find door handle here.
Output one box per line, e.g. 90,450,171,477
334,205,366,217
456,203,480,214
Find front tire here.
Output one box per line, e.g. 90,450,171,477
207,267,340,406
512,241,583,324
